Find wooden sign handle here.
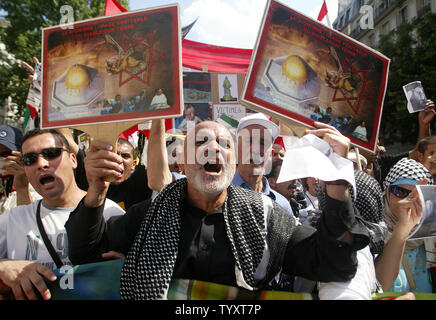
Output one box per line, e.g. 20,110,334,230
354,147,362,171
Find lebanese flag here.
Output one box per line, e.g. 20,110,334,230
317,0,331,27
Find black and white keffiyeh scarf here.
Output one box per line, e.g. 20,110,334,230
349,170,388,255
120,178,291,300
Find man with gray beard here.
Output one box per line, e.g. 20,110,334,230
66,121,369,300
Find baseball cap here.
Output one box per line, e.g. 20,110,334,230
0,125,23,152
237,113,280,141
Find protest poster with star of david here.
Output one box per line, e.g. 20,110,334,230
41,4,183,129
241,0,390,153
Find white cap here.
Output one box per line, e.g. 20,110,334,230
237,113,280,141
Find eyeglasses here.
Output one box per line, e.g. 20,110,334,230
389,185,413,199
21,147,69,166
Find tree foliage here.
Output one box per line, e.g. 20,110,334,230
376,10,436,146
0,0,129,121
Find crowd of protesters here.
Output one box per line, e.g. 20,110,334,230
0,61,435,301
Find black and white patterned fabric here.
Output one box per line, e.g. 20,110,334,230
350,170,384,223
349,170,388,255
120,178,273,300
383,157,434,190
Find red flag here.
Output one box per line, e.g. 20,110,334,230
181,39,252,74
104,0,127,15
317,0,328,21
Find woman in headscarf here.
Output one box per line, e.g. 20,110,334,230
374,157,434,293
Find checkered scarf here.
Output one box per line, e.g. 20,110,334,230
120,178,276,300
349,170,388,255
383,157,433,191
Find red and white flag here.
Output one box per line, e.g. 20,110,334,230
317,0,331,28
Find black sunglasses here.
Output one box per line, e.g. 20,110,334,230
389,185,413,199
21,147,68,166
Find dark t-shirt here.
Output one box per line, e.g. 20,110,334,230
74,148,89,192
74,149,152,210
106,164,152,210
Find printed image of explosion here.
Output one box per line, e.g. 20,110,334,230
252,5,386,145
44,10,175,123
52,64,103,112
262,54,321,108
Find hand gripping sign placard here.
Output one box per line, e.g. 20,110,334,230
41,4,183,148
241,0,390,153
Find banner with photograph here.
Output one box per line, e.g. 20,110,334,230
173,71,256,133
403,81,427,114
241,0,390,153
408,185,436,240
41,4,182,129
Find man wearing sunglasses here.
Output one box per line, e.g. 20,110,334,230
0,128,125,300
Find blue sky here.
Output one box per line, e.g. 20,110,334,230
129,0,339,49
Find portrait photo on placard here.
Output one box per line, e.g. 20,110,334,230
409,185,436,240
174,103,212,133
403,81,427,113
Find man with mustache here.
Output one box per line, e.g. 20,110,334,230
66,121,369,299
232,113,293,214
0,129,125,300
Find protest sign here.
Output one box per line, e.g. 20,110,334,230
408,185,436,240
241,0,390,153
403,81,427,113
173,71,256,133
41,4,182,147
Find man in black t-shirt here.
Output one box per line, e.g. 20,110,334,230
75,137,152,210
102,138,151,210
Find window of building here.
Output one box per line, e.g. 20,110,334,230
400,6,407,24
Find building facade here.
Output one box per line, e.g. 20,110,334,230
333,0,436,48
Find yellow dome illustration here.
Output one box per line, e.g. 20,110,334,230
65,64,90,90
281,55,308,83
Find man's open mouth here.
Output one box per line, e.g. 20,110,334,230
39,174,55,186
203,162,222,175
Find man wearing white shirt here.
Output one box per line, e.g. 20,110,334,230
0,129,124,300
